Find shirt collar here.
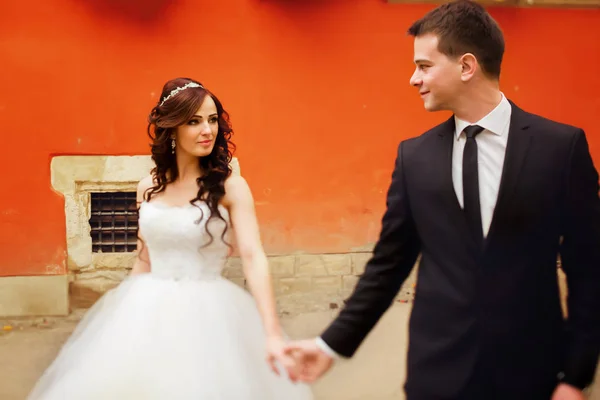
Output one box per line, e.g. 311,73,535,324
454,93,511,139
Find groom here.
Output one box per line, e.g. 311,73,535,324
284,1,600,399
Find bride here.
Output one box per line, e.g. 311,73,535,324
27,77,314,399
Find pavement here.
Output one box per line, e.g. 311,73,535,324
1,303,598,400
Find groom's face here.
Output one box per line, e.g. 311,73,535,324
410,33,462,112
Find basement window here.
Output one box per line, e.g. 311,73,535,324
89,192,138,253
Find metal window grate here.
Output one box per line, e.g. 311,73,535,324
89,192,138,253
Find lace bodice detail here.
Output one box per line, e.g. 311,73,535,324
139,201,231,280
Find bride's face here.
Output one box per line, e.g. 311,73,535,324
173,95,219,158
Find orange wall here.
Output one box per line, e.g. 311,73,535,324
1,0,599,276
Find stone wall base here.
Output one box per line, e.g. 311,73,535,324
2,255,568,319
0,275,69,317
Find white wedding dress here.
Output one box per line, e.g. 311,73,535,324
28,200,314,400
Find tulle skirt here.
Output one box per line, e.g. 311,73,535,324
27,274,313,400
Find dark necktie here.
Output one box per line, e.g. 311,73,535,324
463,125,485,248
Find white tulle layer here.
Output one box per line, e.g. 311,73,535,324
27,274,313,400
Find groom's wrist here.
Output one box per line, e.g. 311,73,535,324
315,337,341,359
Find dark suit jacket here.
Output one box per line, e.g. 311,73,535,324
321,102,600,399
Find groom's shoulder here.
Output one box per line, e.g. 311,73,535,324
510,101,583,141
398,119,450,154
520,109,582,138
411,122,447,142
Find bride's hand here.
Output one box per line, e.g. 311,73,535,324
265,336,299,382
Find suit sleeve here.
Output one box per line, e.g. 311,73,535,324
320,142,422,358
559,129,600,389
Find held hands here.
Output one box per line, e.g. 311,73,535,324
282,339,334,383
265,336,302,382
266,337,334,383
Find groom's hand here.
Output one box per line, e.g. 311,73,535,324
283,339,334,383
551,383,586,400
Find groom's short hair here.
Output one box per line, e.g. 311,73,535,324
407,0,505,80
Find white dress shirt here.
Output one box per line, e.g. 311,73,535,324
453,93,511,237
316,94,513,358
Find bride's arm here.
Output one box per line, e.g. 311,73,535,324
223,175,282,338
130,176,153,275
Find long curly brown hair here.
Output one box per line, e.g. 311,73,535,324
143,77,236,247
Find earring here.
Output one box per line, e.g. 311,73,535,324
171,139,176,154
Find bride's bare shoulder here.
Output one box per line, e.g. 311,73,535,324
137,174,157,202
222,175,252,208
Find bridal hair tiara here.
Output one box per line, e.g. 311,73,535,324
159,82,203,106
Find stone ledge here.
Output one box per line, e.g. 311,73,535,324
0,275,69,317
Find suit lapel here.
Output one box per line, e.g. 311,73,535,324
438,118,464,214
484,102,532,249
435,117,475,239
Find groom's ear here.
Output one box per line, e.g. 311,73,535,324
459,53,477,82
